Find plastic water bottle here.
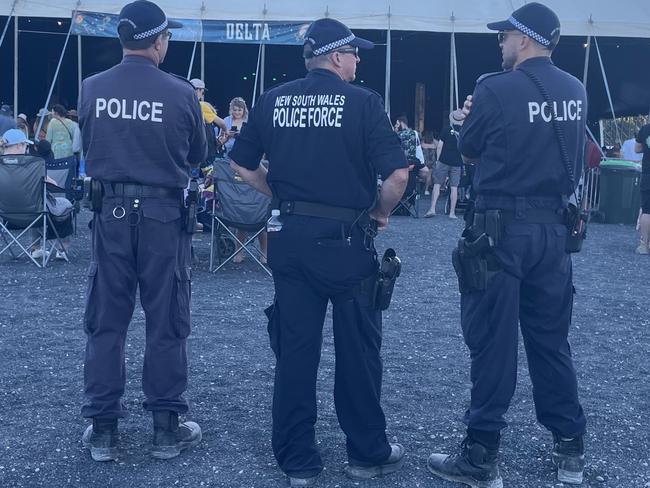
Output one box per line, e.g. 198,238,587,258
267,209,283,232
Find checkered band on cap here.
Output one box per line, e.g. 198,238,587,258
131,18,169,40
508,16,550,46
313,34,355,56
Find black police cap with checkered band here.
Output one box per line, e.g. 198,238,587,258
487,2,561,49
117,0,182,43
303,18,374,58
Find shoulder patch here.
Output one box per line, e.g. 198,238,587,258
476,70,509,85
169,73,196,88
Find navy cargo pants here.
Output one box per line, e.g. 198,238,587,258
461,221,586,439
266,215,392,478
82,190,192,419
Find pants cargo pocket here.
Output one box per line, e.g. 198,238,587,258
83,261,99,334
264,300,281,359
171,266,192,339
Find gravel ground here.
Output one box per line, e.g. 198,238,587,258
1,207,649,488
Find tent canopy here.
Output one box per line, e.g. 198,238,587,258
2,0,650,38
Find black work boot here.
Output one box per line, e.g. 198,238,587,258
344,443,406,480
427,438,503,488
151,411,202,460
552,433,585,485
81,418,118,462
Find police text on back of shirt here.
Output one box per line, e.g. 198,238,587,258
273,94,346,128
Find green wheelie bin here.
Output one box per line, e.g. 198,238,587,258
598,159,642,224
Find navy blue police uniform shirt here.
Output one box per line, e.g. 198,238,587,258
459,57,587,197
79,55,207,189
229,68,408,210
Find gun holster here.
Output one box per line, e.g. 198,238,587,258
83,177,103,212
452,211,502,293
375,248,401,311
564,203,588,253
183,178,199,234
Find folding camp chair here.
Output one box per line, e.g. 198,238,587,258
208,159,272,275
46,156,80,233
0,155,70,267
391,167,422,218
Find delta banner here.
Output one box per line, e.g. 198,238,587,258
71,11,310,45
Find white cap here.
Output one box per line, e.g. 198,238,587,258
189,78,206,90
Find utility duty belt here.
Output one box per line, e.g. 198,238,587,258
82,178,197,233
278,200,363,223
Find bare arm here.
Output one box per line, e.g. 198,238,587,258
214,115,228,132
635,142,644,154
436,140,444,161
229,159,272,197
369,167,409,230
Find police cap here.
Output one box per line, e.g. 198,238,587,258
303,18,374,58
117,0,182,43
487,2,560,49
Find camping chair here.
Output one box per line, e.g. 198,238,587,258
391,165,422,218
0,155,70,268
208,159,272,275
46,155,80,233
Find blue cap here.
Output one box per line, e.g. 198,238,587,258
303,18,374,58
117,0,182,43
2,129,32,146
487,2,561,49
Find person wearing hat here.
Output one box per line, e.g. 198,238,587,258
0,104,17,138
189,78,227,162
229,16,409,487
424,112,465,218
427,3,587,487
1,129,73,260
77,0,206,463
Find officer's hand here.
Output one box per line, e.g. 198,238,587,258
369,209,389,231
461,95,473,116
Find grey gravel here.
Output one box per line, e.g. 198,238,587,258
0,209,648,488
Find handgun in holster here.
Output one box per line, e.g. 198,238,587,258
375,248,401,311
184,178,199,234
451,210,502,293
82,177,103,212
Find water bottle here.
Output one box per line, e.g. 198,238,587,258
267,209,283,232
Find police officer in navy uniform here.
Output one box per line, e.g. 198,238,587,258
427,3,587,487
78,0,206,462
229,18,409,487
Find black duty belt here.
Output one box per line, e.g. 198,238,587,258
102,182,183,200
499,208,565,225
279,200,363,223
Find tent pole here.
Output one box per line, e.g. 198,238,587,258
260,44,266,95
13,15,18,117
582,35,591,88
35,5,79,140
384,7,391,116
449,32,454,115
593,36,621,144
252,43,262,106
0,0,17,49
187,42,197,79
200,42,205,81
77,35,82,99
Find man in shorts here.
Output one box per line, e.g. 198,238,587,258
425,113,464,218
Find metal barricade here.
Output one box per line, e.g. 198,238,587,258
582,167,600,215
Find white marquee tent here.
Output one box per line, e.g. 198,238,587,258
1,0,649,138
1,0,650,38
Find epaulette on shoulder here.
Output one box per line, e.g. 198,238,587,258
476,71,508,85
169,73,195,88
